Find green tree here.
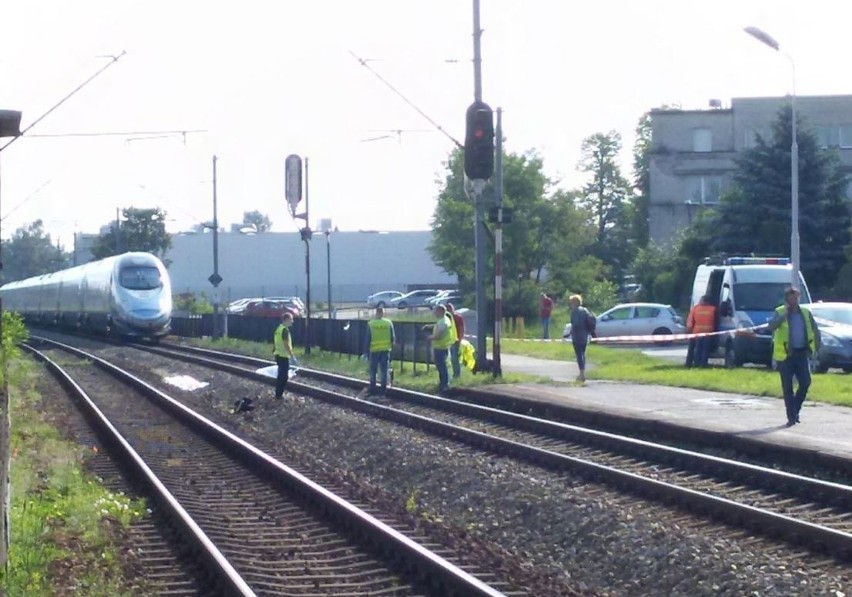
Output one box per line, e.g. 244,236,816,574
429,148,598,306
577,131,634,281
709,107,851,293
242,210,272,233
0,220,68,283
630,113,652,248
91,207,172,260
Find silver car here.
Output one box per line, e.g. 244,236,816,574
367,290,403,308
564,302,686,341
391,289,440,309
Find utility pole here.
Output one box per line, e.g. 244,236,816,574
304,158,312,354
468,0,493,372
115,207,121,253
209,155,223,339
0,109,22,569
493,107,503,377
285,154,311,355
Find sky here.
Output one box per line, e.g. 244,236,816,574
1,0,850,249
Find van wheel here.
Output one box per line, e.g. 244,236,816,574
724,342,741,368
376,301,386,308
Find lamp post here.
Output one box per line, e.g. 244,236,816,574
325,228,333,319
744,26,799,290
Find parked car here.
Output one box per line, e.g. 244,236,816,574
391,289,440,309
563,302,685,342
226,298,253,314
808,302,852,373
426,289,462,307
367,290,403,308
243,299,300,318
265,296,305,317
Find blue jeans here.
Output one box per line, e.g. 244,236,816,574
572,341,587,372
778,349,811,423
542,316,551,339
450,341,461,378
694,336,710,367
369,351,390,394
433,347,450,390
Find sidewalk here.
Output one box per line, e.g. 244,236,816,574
494,353,852,462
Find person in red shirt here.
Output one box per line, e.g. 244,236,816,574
446,303,465,378
540,293,554,339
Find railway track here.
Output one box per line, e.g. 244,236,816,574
26,337,515,596
129,339,852,563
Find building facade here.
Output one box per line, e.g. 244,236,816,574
648,95,852,246
163,230,456,305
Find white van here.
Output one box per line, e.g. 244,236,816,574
690,256,811,367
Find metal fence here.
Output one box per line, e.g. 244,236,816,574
170,315,436,373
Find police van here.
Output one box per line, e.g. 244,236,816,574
690,256,811,367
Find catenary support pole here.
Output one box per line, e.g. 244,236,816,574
471,0,488,370
212,155,221,339
304,158,312,355
493,108,503,377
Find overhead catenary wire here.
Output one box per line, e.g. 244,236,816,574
349,51,463,150
0,51,128,153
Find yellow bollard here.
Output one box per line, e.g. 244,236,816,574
516,316,525,338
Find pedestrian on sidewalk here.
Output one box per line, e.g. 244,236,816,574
568,294,596,382
540,293,554,339
365,307,395,396
766,287,821,427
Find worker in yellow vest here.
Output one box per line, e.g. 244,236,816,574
427,304,457,392
272,312,296,399
366,307,396,396
766,287,820,427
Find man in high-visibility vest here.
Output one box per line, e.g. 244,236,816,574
427,304,457,392
272,312,296,399
766,287,821,427
365,307,396,396
686,295,717,368
446,303,465,379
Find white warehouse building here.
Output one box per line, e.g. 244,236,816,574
162,230,456,304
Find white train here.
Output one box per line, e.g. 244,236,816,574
0,252,172,338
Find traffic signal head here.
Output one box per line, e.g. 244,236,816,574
464,101,494,180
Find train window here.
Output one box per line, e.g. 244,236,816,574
119,266,162,290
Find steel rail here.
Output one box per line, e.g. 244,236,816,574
141,340,852,559
29,336,507,597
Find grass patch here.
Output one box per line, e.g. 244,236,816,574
182,333,852,407
499,338,852,407
2,360,150,595
181,336,544,391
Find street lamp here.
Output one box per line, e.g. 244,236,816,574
744,26,799,290
320,218,333,319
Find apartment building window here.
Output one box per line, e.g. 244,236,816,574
818,126,840,148
686,175,723,205
693,128,712,152
743,128,758,149
840,125,852,148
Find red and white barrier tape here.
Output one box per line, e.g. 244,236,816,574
470,324,769,344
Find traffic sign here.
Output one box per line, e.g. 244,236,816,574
285,154,302,211
208,273,223,286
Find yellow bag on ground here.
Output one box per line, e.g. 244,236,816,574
460,339,476,371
